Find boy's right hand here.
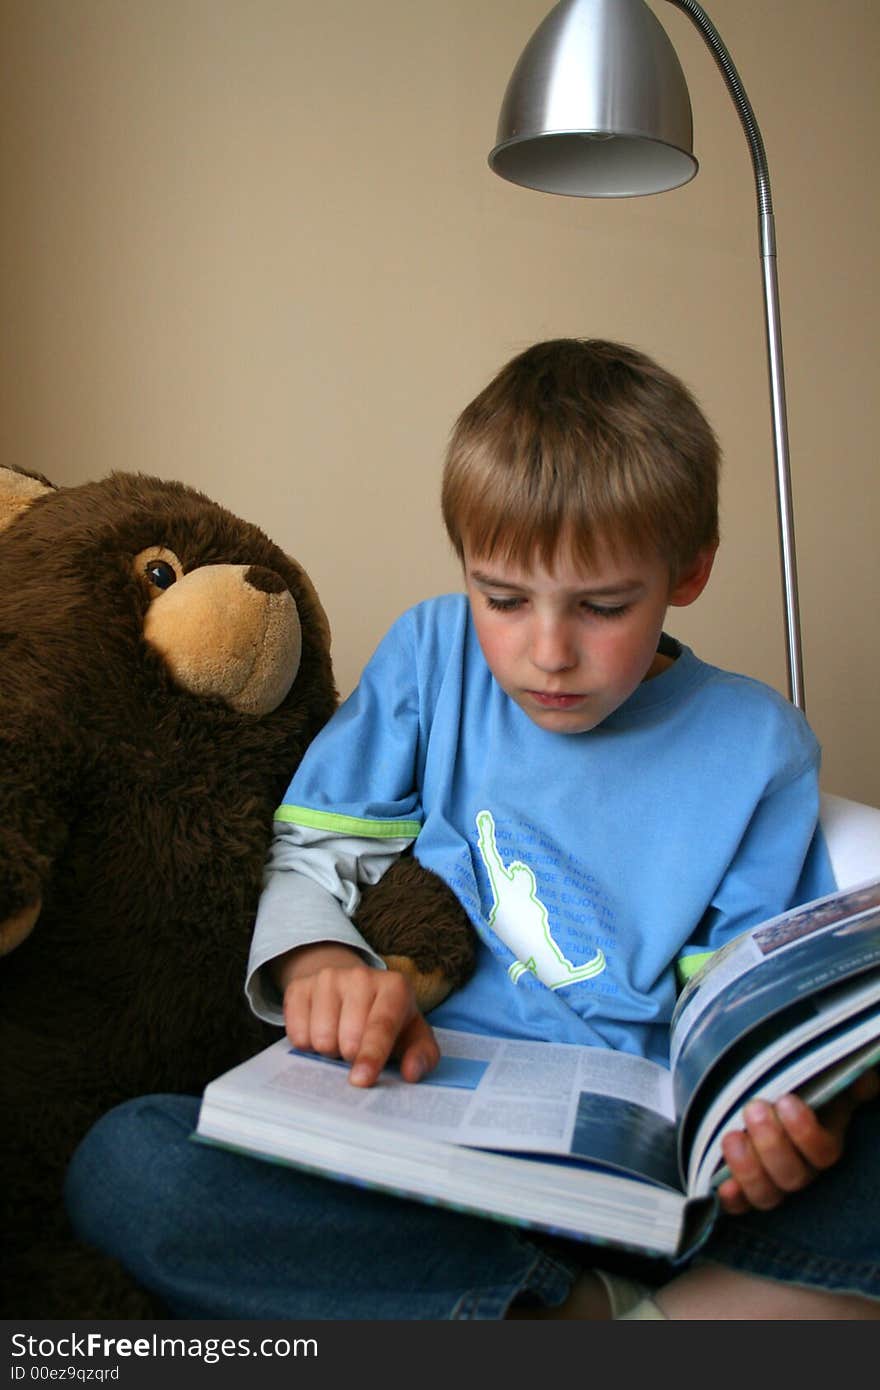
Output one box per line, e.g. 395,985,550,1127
276,942,440,1088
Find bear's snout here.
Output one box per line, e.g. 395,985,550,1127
143,563,302,716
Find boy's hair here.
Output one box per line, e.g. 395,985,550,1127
441,338,719,581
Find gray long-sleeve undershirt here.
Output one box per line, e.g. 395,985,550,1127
244,820,416,1025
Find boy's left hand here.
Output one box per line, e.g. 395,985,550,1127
718,1069,880,1215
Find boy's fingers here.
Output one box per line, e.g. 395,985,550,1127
741,1100,815,1194
719,1101,816,1211
303,968,347,1056
720,1128,784,1211
774,1093,843,1170
349,973,420,1087
284,965,437,1089
396,1013,440,1084
284,977,318,1053
715,1176,750,1216
720,1084,861,1216
337,968,386,1062
348,1032,395,1087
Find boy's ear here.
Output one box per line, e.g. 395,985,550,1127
668,545,717,608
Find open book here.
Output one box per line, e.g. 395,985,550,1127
195,877,880,1260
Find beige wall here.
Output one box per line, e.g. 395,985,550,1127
2,0,878,804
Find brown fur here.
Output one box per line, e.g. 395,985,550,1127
0,469,475,1318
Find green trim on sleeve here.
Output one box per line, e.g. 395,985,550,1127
676,950,715,988
274,803,422,840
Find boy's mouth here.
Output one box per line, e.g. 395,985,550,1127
527,690,587,709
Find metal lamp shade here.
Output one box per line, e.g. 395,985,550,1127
489,0,698,197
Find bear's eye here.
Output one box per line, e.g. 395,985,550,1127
144,560,178,590
133,546,184,594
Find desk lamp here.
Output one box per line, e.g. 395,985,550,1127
489,0,805,709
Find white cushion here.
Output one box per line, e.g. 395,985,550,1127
820,792,880,889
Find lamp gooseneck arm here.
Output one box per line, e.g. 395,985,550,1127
665,0,805,711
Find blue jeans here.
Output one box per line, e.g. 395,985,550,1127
64,1094,880,1319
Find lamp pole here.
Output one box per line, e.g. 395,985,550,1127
489,0,806,710
663,1,804,710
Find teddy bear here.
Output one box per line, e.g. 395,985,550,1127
0,465,476,1318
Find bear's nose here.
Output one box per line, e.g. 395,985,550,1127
244,565,288,595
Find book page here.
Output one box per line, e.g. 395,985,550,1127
196,1032,712,1256
687,1013,880,1196
223,1028,681,1189
669,879,880,1114
684,991,880,1193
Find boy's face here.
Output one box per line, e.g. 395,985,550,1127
464,538,713,735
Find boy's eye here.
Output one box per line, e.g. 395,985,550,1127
485,595,525,612
582,602,630,620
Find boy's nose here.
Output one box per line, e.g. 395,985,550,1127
531,620,578,672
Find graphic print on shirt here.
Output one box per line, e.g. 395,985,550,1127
476,810,607,990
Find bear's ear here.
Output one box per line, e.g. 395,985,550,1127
0,466,57,534
293,564,332,651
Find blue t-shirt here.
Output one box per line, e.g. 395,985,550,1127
258,595,834,1064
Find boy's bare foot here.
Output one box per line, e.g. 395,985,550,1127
654,1264,880,1320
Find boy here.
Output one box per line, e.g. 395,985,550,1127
249,335,829,1081
66,339,879,1319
